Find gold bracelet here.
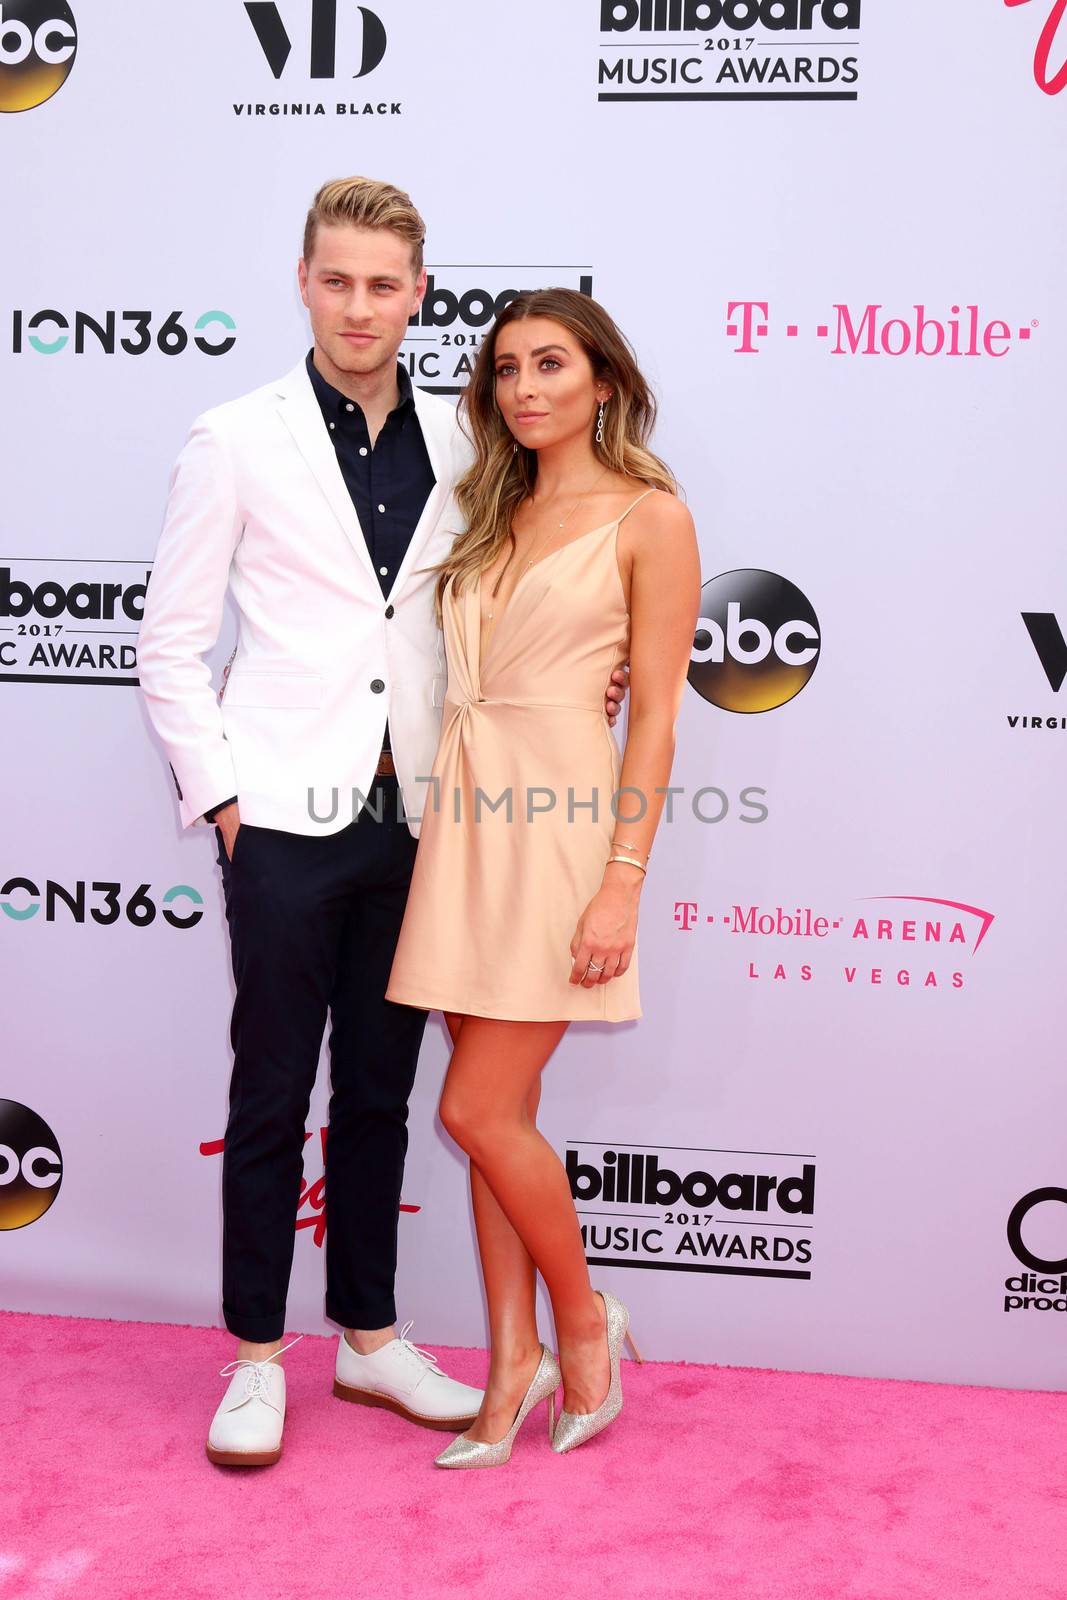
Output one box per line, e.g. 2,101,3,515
611,841,650,861
608,854,647,874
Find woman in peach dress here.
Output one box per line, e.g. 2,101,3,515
386,289,700,1467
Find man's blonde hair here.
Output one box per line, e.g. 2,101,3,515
303,176,425,276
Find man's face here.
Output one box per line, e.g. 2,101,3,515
298,223,426,378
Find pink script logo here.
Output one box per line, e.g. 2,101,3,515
1005,0,1067,95
726,301,1039,356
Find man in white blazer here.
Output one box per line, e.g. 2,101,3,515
139,177,625,1467
137,172,495,1465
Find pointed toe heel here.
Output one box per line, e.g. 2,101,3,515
435,1345,561,1469
552,1290,636,1456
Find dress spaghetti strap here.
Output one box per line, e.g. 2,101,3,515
617,487,657,524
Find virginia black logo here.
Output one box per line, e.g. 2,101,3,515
0,1,76,113
1006,610,1067,732
0,1100,62,1230
688,569,820,713
244,0,386,78
1022,612,1067,691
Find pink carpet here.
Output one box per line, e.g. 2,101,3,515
1,1311,1064,1600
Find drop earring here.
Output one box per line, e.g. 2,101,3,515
595,401,605,445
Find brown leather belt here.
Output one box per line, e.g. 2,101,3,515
374,749,396,778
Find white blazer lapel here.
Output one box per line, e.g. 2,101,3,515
274,361,377,582
390,389,455,593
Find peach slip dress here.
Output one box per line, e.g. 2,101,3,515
385,490,657,1023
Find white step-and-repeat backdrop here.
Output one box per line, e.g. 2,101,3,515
3,1,1065,1390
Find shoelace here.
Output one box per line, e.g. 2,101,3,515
219,1334,304,1405
396,1320,444,1376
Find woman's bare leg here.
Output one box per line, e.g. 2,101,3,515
439,1014,609,1438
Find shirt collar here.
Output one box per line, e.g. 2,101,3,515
305,349,416,424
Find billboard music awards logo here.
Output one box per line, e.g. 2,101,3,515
568,1141,814,1278
236,0,401,117
199,1127,421,1247
597,0,860,103
0,1100,62,1229
673,894,996,992
724,300,1040,358
11,309,236,357
1005,0,1067,95
688,570,819,713
0,1,75,113
0,877,204,927
1008,610,1066,732
1003,1186,1067,1314
0,559,152,684
404,268,594,395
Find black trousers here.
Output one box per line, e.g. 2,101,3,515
214,776,428,1343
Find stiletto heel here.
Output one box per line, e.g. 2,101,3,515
552,1290,634,1455
625,1327,645,1365
548,1389,556,1439
435,1346,561,1469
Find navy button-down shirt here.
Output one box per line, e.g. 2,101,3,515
307,350,435,758
305,350,435,601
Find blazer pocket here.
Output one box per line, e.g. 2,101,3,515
222,671,323,709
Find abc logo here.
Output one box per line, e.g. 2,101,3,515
0,1,76,113
0,1099,62,1229
689,569,820,713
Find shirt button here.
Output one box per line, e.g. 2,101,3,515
329,422,336,431
377,503,386,514
359,447,368,457
345,403,355,412
379,565,388,576
385,605,394,619
370,679,385,694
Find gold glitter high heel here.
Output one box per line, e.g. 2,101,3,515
434,1345,561,1470
551,1290,642,1455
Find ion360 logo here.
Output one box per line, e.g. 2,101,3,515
0,1,76,113
689,569,820,712
0,1101,62,1229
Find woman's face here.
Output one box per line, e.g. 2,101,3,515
492,316,610,453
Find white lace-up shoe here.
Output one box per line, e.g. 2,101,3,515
333,1321,483,1431
206,1336,302,1467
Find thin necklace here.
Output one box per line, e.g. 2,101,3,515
484,468,610,621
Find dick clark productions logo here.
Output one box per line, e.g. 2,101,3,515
689,569,820,713
0,1100,62,1229
0,1,76,113
1003,1186,1067,1314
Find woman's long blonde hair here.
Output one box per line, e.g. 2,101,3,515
434,289,676,621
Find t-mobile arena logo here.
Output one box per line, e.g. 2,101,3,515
724,301,1040,357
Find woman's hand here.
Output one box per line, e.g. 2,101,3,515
569,866,642,986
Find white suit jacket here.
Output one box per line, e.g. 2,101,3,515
138,360,472,838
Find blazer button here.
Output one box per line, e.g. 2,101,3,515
384,605,394,619
371,679,385,693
